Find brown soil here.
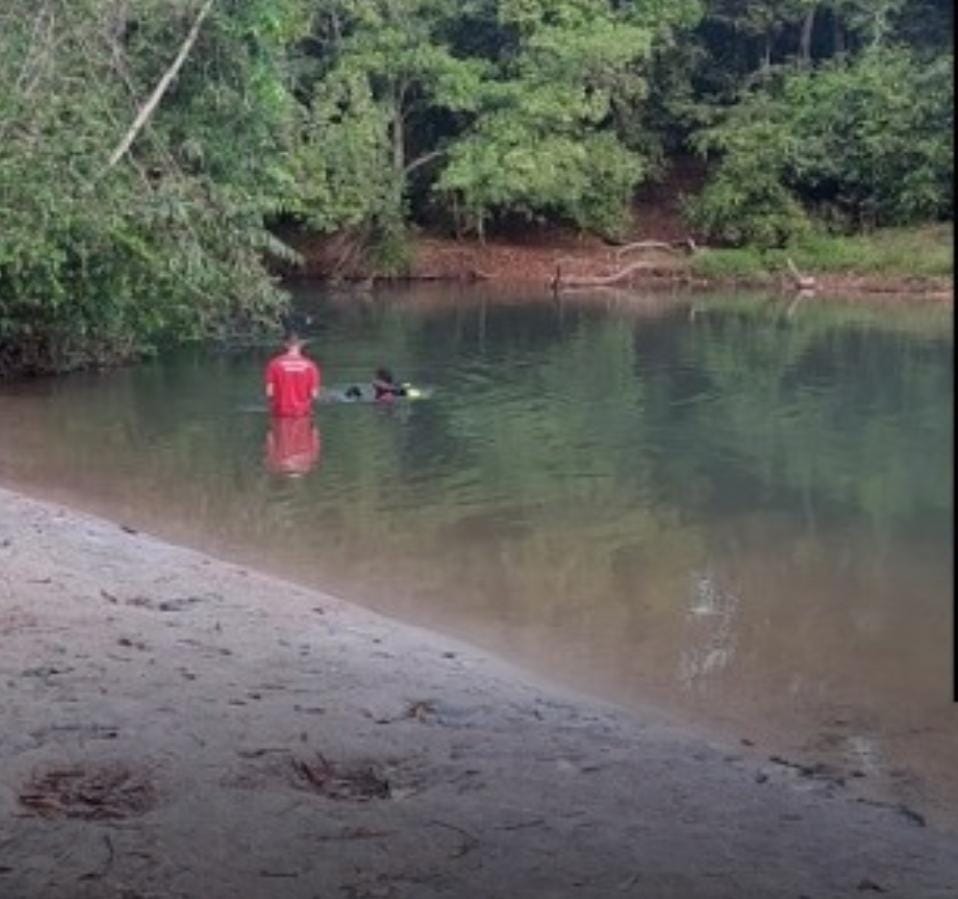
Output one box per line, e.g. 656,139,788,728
284,226,695,287
411,234,691,284
286,229,951,299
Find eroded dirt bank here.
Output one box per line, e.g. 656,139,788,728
1,487,956,899
282,231,953,299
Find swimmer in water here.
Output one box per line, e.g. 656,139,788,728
342,368,420,401
371,367,407,400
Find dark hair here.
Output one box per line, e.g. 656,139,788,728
375,367,394,383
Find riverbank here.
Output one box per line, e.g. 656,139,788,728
283,223,953,299
1,485,957,899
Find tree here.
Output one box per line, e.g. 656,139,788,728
686,47,954,244
0,0,311,374
291,0,703,246
435,0,659,238
289,0,486,267
832,0,907,49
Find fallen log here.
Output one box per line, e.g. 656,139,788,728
553,260,654,292
786,256,816,292
613,237,698,259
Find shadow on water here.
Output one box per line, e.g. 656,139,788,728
0,284,953,825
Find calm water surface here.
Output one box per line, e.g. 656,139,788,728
1,286,954,823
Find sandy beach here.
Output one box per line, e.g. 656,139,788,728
1,485,956,899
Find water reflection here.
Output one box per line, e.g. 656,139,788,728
0,286,952,825
265,417,321,478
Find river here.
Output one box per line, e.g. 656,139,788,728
0,284,953,824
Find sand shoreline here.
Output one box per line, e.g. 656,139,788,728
1,485,956,898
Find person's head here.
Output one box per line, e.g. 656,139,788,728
284,332,303,354
375,367,395,384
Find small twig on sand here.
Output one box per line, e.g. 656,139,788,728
497,818,546,831
428,820,480,858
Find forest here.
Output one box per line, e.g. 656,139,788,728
0,0,953,374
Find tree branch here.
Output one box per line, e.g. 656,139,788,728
403,148,447,177
786,256,816,291
613,240,683,259
107,0,215,169
553,260,654,291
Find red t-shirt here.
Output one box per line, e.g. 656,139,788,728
265,352,320,417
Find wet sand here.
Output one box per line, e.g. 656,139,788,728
1,485,956,899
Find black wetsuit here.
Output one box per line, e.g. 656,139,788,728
343,381,407,400
373,380,407,399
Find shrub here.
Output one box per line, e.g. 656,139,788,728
685,48,954,247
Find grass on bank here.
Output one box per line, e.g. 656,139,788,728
691,223,954,281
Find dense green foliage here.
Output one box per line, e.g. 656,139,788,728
0,0,952,374
0,0,313,374
687,47,954,245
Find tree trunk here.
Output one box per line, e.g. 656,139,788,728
832,10,845,57
761,31,772,71
799,6,816,65
391,79,410,180
392,110,404,177
452,193,462,241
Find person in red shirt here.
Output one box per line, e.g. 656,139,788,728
264,333,321,418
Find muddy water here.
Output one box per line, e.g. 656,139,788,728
1,285,954,824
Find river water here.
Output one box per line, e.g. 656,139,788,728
0,285,954,823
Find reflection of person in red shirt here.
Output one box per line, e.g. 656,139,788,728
264,334,321,418
265,416,321,477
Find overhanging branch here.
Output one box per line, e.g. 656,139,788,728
107,0,215,169
403,148,446,178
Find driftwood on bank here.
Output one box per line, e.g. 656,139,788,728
785,256,817,292
551,235,701,292
551,260,655,293
612,237,697,259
